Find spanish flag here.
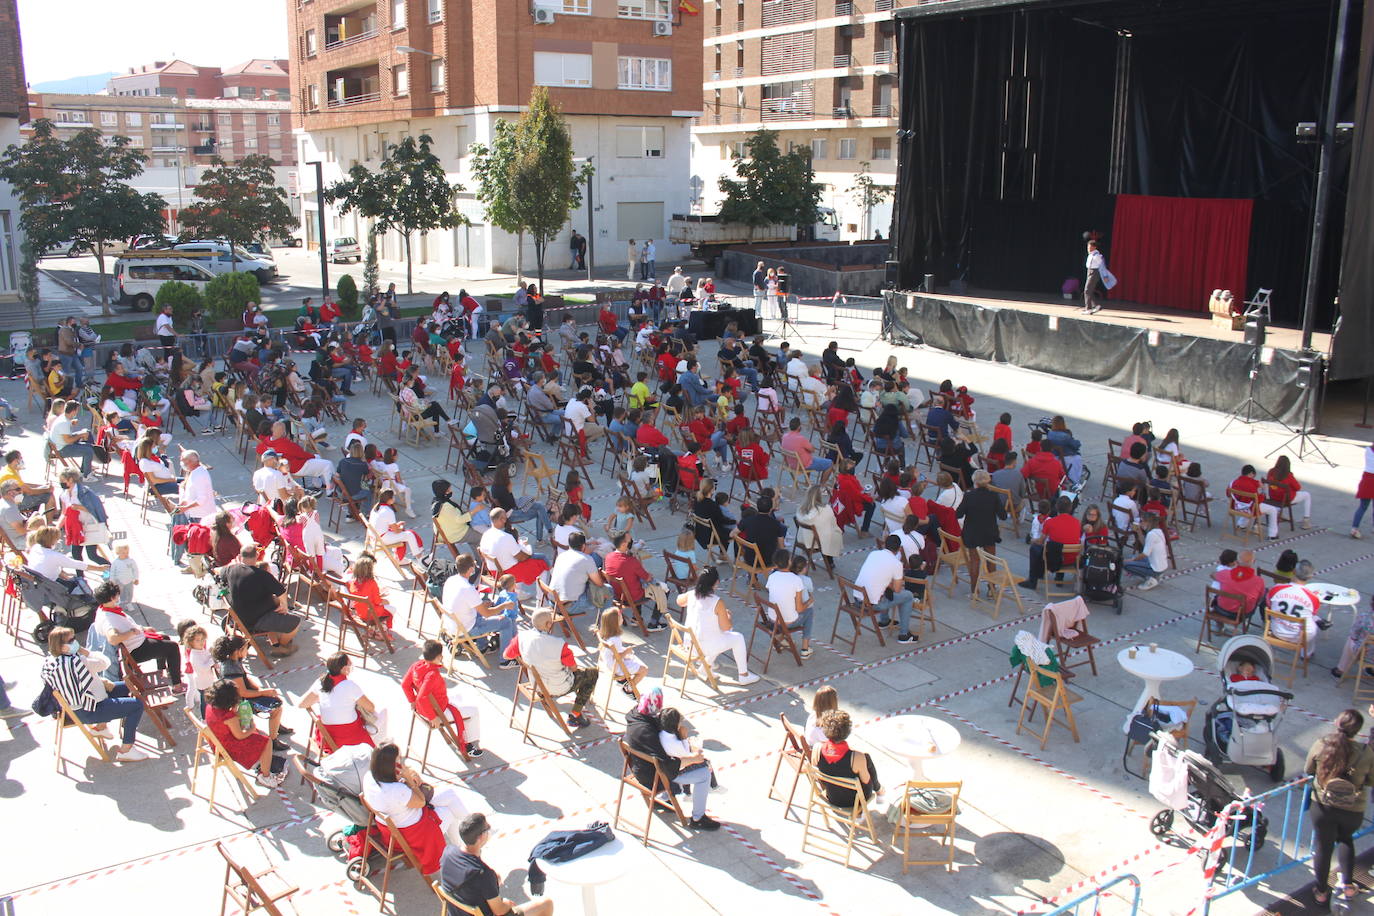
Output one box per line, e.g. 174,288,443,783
679,0,700,13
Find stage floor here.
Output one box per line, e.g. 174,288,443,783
930,287,1331,352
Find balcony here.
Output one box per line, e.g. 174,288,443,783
833,54,851,67
191,142,217,155
192,122,213,132
328,91,381,108
150,122,184,130
325,27,378,51
762,98,814,121
734,66,745,78
326,63,382,108
711,70,721,80
874,0,893,9
325,5,379,51
871,104,892,117
151,146,184,154
832,104,853,119
428,8,441,22
873,49,893,65
52,119,93,128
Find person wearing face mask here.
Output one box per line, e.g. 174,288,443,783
0,448,55,516
40,626,154,762
431,479,481,550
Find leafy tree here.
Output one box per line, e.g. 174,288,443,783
362,230,380,301
336,273,359,319
203,271,260,321
0,119,166,315
718,129,822,234
178,155,298,264
848,161,894,240
508,88,593,292
155,280,205,326
17,236,39,330
323,134,464,295
468,119,525,280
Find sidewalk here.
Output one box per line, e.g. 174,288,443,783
0,271,103,332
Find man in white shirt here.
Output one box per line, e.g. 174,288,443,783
1082,239,1105,315
562,390,604,441
799,368,827,407
252,452,300,507
154,303,177,354
785,353,809,390
174,450,216,522
441,555,517,663
48,401,94,476
665,267,687,300
478,509,548,575
854,535,917,643
643,239,656,281
343,418,369,455
1122,514,1169,590
549,533,605,616
765,549,813,657
1265,560,1324,656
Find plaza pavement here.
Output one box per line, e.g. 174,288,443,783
0,303,1370,916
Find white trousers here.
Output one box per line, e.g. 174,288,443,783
699,630,750,677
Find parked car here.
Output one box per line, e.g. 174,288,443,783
172,241,278,284
41,238,129,258
241,240,277,263
270,235,304,248
130,234,179,250
329,236,362,263
112,257,216,312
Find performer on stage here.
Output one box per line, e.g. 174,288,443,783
1081,239,1105,315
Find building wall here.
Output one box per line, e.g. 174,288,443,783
0,117,21,300
0,0,26,300
690,0,897,241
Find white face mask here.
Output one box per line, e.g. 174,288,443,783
65,643,79,655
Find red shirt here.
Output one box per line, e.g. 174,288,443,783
827,407,849,430
1265,471,1301,504
446,339,463,359
350,578,388,622
656,352,676,383
676,453,701,492
1026,440,1043,455
688,417,715,450
401,660,450,721
725,415,750,437
460,295,480,315
907,494,930,519
636,424,669,448
1230,476,1262,505
736,442,770,480
320,302,341,322
356,344,374,365
993,422,1013,447
540,352,558,376
603,550,650,602
263,436,314,474
107,373,143,394
1042,513,1082,545
1022,451,1065,487
378,353,398,378
1213,566,1266,617
598,309,619,335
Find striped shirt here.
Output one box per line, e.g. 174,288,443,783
41,653,98,712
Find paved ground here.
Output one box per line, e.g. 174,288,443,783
0,302,1370,916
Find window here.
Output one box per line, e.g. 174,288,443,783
268,133,282,147
363,134,373,160
239,86,257,99
871,137,891,160
731,140,746,157
534,52,593,88
242,113,258,129
811,138,827,159
54,110,88,123
308,84,320,109
125,112,142,127
305,28,318,55
393,64,409,96
618,0,669,18
100,111,118,127
838,137,856,159
151,112,176,124
616,125,665,158
428,0,442,21
267,114,281,127
185,88,197,98
391,0,406,28
537,0,590,12
430,58,445,92
244,137,258,150
156,87,177,97
455,124,470,156
617,57,671,92
218,113,232,126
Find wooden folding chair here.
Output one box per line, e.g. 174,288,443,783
431,599,493,672
690,513,729,564
662,549,698,595
117,643,179,748
1348,637,1374,702
328,475,368,531
614,739,691,845
404,705,471,775
728,448,768,505
509,660,575,743
215,839,300,916
1043,543,1083,600
535,579,588,650
935,529,968,597
324,580,396,664
599,637,644,721
617,473,657,530
354,796,433,908
793,520,835,580
831,574,888,652
51,686,113,772
1042,603,1100,678
747,594,804,673
431,883,482,916
188,709,260,810
1176,479,1213,530
769,712,812,817
895,780,963,872
909,575,937,636
801,766,882,869
972,548,1023,620
729,533,771,597
1015,658,1082,749
220,602,276,671
662,615,720,695
1225,487,1265,544
1263,606,1310,685
1197,584,1253,652
988,484,1021,537
606,572,652,638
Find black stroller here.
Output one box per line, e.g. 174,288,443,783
1079,544,1124,613
15,565,98,648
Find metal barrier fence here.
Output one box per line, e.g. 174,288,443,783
1040,874,1142,916
707,292,883,328
1202,776,1374,913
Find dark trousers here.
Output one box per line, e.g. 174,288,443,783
130,638,183,686
1309,801,1363,892
1083,269,1102,310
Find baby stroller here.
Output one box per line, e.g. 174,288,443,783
1203,635,1293,782
1079,544,1124,613
305,744,383,881
15,565,98,648
1144,733,1269,866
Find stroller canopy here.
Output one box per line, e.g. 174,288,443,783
1216,635,1274,678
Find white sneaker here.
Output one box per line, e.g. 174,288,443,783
257,770,285,788
737,672,761,685
115,746,153,762
1353,528,1363,540
1138,577,1159,591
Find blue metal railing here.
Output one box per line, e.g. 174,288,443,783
1039,873,1142,916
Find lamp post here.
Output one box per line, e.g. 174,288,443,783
306,160,329,301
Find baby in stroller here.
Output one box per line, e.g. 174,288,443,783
1204,635,1294,781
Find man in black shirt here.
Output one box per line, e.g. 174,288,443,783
440,813,554,916
219,544,300,656
736,495,787,567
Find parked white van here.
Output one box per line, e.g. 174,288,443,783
112,258,216,312
172,241,278,284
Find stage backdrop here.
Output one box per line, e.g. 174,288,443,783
1108,195,1253,312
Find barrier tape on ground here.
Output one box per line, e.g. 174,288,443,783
1016,844,1167,914
720,823,845,916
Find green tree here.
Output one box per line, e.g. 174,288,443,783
155,280,205,326
718,129,822,234
323,134,464,295
336,273,359,319
203,271,260,321
17,236,39,330
848,161,894,240
178,155,298,263
362,230,380,300
0,119,166,315
468,119,525,280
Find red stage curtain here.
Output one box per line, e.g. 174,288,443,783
1108,195,1253,312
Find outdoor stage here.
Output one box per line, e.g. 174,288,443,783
883,289,1318,425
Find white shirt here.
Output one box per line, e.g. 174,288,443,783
895,529,925,562
480,527,522,570
1086,249,1105,271
442,575,484,631
362,773,422,829
1111,495,1139,531
563,398,593,433
786,357,808,382
800,375,826,403
550,549,596,602
1140,528,1169,573
48,416,78,448
552,523,580,553
27,543,93,580
370,503,399,533
659,730,693,758
318,677,364,725
96,607,145,651
180,465,215,520
344,431,369,454
765,570,805,624
139,456,173,483
253,466,292,504
301,514,327,558
854,549,904,604
155,313,174,336
666,274,687,296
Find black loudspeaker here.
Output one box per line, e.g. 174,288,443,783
922,273,935,292
1244,316,1267,347
885,260,900,288
1296,355,1322,390
777,273,789,295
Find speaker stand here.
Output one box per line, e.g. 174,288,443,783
1221,353,1292,435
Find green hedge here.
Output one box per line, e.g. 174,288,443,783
154,280,205,326
204,271,261,321
336,274,359,319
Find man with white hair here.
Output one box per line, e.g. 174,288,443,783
261,420,335,492
1266,560,1327,657
170,449,216,570
502,607,599,729
252,451,300,507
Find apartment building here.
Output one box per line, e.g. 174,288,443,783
0,0,26,301
110,59,291,102
691,0,897,240
288,0,704,273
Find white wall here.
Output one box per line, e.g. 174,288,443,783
0,118,22,300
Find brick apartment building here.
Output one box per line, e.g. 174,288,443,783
0,0,26,301
288,0,703,272
691,0,898,240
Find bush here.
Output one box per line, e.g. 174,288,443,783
336,273,359,320
204,271,261,321
155,280,205,326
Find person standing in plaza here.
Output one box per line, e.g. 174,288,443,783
57,317,85,391
626,238,637,280
643,238,656,280
155,303,177,358
753,261,767,312
1304,708,1374,906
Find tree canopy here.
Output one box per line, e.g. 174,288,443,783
179,154,298,259
717,129,823,230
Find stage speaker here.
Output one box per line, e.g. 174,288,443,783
922,273,935,293
885,260,900,288
777,273,789,295
1296,354,1323,390
1244,316,1267,347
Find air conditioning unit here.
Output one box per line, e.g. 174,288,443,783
652,20,672,37
532,7,556,23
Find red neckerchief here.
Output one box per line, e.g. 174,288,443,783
101,604,129,618
819,739,850,764
328,673,347,687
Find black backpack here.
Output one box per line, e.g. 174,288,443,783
423,557,458,597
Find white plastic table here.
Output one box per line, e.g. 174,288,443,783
535,837,642,916
1306,582,1361,609
1117,645,1193,734
870,715,962,780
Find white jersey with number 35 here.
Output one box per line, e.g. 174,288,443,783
1266,584,1321,619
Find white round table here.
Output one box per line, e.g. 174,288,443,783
870,715,962,780
1117,645,1193,734
1306,582,1361,608
535,837,643,916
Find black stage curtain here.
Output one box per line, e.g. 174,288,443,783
1333,5,1374,380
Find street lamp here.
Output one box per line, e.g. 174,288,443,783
306,161,329,301
394,45,438,56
